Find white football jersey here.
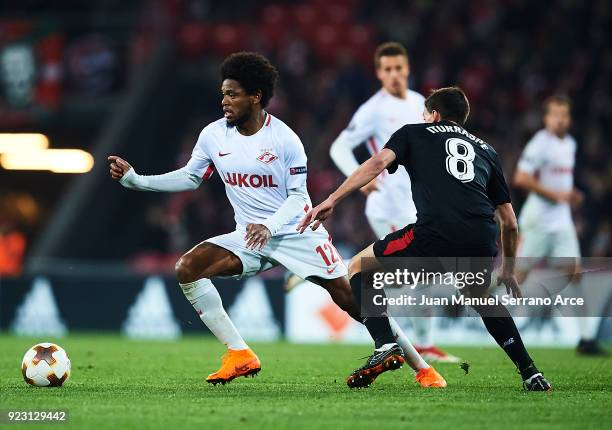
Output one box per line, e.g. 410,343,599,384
185,114,311,235
517,129,576,231
341,88,425,222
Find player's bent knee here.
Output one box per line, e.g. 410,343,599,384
175,253,198,284
348,257,361,279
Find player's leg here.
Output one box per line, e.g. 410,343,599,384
311,272,406,388
267,229,407,386
266,227,440,387
175,236,261,384
515,226,550,284
368,216,458,363
348,244,421,358
176,241,246,349
347,243,428,369
346,244,396,348
550,228,607,355
345,229,446,388
514,228,555,387
567,269,605,354
464,257,551,391
312,271,428,370
283,239,427,368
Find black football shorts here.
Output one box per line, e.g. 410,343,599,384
372,224,495,295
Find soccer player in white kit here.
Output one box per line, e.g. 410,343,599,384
329,42,458,363
514,95,605,355
108,52,444,387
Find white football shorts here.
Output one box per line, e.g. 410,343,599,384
205,225,348,281
517,224,581,271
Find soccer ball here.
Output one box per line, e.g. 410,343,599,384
21,342,71,387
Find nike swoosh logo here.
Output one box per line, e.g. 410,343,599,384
235,360,258,373
218,152,231,157
327,265,337,274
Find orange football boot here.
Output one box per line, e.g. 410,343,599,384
206,348,261,385
415,366,447,388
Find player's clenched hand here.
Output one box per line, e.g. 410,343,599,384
497,271,522,299
108,155,133,180
297,197,335,234
245,223,272,250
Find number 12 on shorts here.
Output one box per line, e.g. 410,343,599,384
315,241,342,271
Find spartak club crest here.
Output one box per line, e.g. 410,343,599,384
257,151,278,164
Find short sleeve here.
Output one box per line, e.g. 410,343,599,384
383,126,411,174
185,127,214,179
516,135,545,175
487,153,511,206
341,102,377,148
284,131,309,189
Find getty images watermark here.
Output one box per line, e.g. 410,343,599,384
371,268,584,308
359,257,612,318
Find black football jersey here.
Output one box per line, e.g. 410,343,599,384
384,120,511,252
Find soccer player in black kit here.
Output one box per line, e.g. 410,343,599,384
298,86,552,391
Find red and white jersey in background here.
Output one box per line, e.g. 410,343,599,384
517,129,577,231
341,88,425,222
185,114,312,235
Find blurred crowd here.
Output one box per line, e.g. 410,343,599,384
2,0,611,273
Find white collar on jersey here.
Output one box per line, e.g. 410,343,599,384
229,111,270,135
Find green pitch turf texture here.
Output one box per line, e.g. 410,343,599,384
1,334,609,429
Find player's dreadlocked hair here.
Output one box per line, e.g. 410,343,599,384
425,86,470,125
220,52,278,108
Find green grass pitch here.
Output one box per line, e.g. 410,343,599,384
1,334,610,429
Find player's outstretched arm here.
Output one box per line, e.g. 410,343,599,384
496,202,522,298
297,149,395,233
107,155,202,192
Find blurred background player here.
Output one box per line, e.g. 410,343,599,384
328,42,458,363
514,95,606,356
109,52,442,387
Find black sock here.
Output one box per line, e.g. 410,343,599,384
472,300,537,378
350,272,396,348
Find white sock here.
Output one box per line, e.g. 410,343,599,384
180,278,248,350
577,317,600,341
570,281,600,340
389,317,429,371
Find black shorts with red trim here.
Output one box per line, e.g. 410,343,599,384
373,224,422,259
372,224,496,294
373,224,498,259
